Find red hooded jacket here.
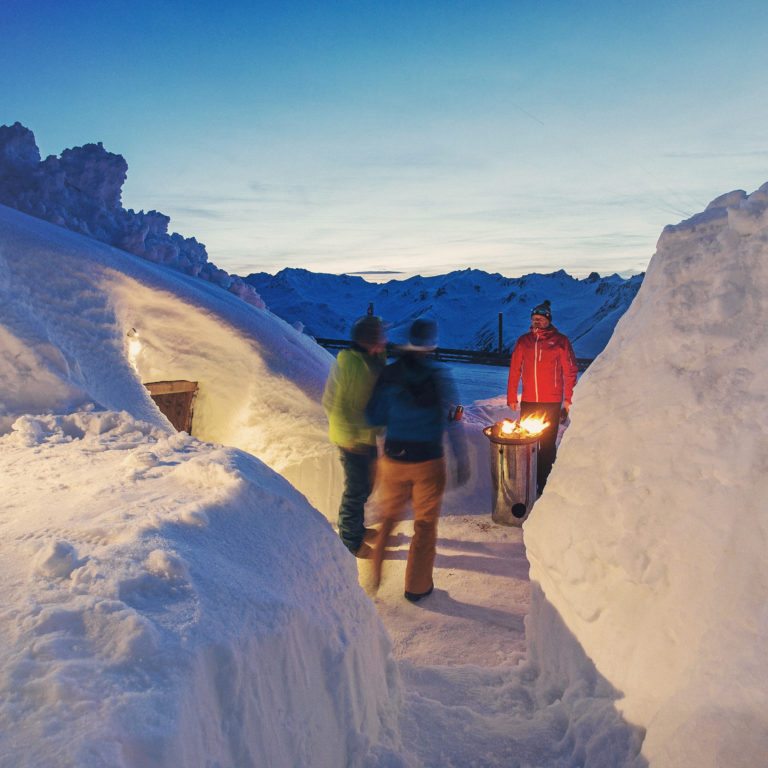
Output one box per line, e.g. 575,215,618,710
507,325,578,406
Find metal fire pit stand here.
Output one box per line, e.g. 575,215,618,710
483,425,539,526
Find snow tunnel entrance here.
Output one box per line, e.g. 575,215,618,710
144,380,198,434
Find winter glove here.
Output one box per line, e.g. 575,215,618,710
560,405,570,424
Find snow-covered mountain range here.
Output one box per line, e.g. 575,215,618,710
245,267,643,358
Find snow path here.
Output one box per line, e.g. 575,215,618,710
351,364,645,768
352,370,539,767
367,367,528,666
351,362,546,766
364,516,529,668
359,509,537,768
359,510,644,768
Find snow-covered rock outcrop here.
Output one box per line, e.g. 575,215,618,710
0,122,264,308
525,183,768,767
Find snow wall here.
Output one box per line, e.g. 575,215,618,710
525,183,768,767
0,204,403,765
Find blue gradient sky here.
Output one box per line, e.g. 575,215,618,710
2,0,767,279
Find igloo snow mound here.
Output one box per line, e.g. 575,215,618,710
525,183,768,767
0,202,343,517
0,411,404,767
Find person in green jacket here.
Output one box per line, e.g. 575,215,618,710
322,315,386,555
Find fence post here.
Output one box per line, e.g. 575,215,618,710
498,312,503,354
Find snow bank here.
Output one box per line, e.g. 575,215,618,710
0,203,343,517
0,198,409,764
0,411,402,766
525,183,768,766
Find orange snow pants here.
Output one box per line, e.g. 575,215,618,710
372,455,446,595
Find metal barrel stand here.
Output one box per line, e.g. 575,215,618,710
483,425,538,526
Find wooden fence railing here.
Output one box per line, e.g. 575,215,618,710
314,338,593,372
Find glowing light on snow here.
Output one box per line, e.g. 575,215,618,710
126,328,142,370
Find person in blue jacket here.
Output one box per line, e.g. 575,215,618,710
365,318,469,602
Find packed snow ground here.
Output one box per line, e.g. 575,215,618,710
2,180,768,767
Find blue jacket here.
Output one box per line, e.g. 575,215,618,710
366,353,467,463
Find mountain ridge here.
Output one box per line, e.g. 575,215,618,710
245,266,644,358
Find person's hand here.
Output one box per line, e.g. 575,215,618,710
509,401,519,412
455,461,470,487
560,405,570,424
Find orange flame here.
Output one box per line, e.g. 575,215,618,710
519,414,549,436
498,416,549,438
500,419,516,435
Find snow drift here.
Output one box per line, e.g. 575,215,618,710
0,411,402,767
0,203,403,765
525,183,768,766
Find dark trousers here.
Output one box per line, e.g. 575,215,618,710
338,446,377,553
521,401,563,494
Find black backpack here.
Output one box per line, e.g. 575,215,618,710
387,356,440,409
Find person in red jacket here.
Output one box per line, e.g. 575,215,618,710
507,300,578,495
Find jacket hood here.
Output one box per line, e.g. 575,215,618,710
398,353,437,382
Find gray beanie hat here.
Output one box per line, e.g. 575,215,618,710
402,318,438,352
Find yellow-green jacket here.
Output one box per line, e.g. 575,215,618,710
322,346,385,449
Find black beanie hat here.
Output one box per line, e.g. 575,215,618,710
351,315,384,346
531,300,552,320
